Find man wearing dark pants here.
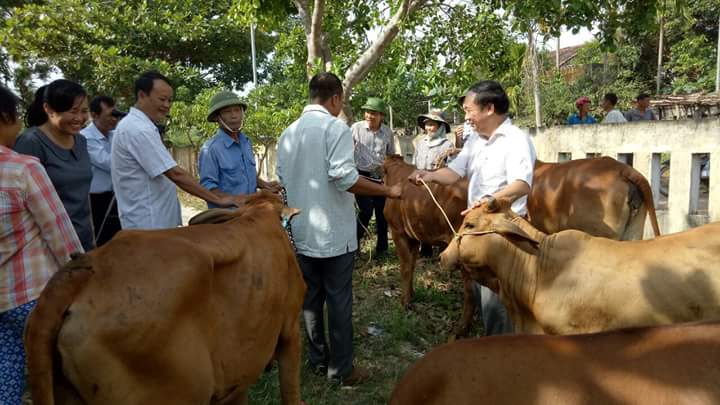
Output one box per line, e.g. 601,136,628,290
81,95,124,246
351,97,395,257
277,73,402,386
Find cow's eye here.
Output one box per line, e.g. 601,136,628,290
465,223,474,230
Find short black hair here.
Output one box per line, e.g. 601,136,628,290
0,85,19,125
134,70,172,101
309,72,343,102
636,93,650,101
466,80,510,114
89,95,115,114
603,93,618,106
25,79,87,127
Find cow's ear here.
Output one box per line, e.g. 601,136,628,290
281,207,301,223
188,209,237,225
492,220,541,245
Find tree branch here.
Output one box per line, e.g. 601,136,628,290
342,0,425,94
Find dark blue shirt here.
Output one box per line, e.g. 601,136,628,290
14,127,94,251
198,129,257,208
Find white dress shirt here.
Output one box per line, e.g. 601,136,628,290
81,122,114,193
448,118,536,215
111,107,181,229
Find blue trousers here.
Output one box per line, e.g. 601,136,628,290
1,300,36,404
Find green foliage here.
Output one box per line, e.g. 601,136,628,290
1,0,276,104
165,87,219,148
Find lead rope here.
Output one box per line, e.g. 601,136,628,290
418,178,458,237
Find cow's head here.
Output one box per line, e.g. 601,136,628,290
189,191,301,226
440,198,541,282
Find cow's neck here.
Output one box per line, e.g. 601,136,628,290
491,236,539,315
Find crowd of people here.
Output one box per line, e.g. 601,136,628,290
567,92,658,125
2,67,656,401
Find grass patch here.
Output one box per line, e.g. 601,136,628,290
248,238,471,404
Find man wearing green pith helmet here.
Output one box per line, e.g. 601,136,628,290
198,90,281,209
351,97,395,258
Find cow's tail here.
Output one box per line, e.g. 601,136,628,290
24,252,95,405
622,166,661,237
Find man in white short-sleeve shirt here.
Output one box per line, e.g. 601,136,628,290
410,80,536,335
112,71,242,230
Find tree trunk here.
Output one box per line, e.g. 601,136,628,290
294,0,425,123
528,28,542,128
339,0,424,123
293,0,331,79
556,36,560,71
656,10,665,94
715,15,720,93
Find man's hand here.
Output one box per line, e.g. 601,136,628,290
461,195,492,216
386,183,403,199
216,195,247,208
454,125,464,138
408,169,433,186
260,180,282,194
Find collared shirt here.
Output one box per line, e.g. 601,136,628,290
80,122,114,193
624,108,657,122
0,145,83,311
448,118,536,215
14,127,94,251
198,129,257,209
602,109,627,124
351,121,395,174
567,113,598,125
111,107,181,230
277,104,359,258
413,133,453,170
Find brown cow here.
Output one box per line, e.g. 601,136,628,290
25,192,306,405
383,155,660,311
390,321,720,405
440,198,720,335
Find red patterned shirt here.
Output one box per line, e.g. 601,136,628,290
1,145,83,311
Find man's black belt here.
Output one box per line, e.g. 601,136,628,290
358,170,383,183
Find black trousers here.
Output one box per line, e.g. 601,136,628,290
356,195,388,253
90,192,121,247
296,252,356,380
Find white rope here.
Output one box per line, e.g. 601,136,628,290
418,178,458,237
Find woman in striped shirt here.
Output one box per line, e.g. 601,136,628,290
0,85,83,404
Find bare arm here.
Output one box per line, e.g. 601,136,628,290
164,166,243,207
409,167,462,186
347,176,402,198
461,180,531,215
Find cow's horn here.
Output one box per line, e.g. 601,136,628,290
281,207,302,222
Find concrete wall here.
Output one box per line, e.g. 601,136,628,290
531,118,720,235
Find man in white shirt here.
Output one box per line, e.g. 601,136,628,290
410,80,536,335
601,93,627,124
112,71,243,230
81,95,124,246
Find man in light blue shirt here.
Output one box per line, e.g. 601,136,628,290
81,95,124,245
277,72,401,386
199,91,280,209
112,71,243,230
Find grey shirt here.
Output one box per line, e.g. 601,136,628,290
277,105,359,258
413,134,454,170
14,127,94,251
624,108,657,122
351,121,395,175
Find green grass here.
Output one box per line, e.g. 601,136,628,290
248,240,471,405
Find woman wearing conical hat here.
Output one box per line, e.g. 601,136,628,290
413,109,454,170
